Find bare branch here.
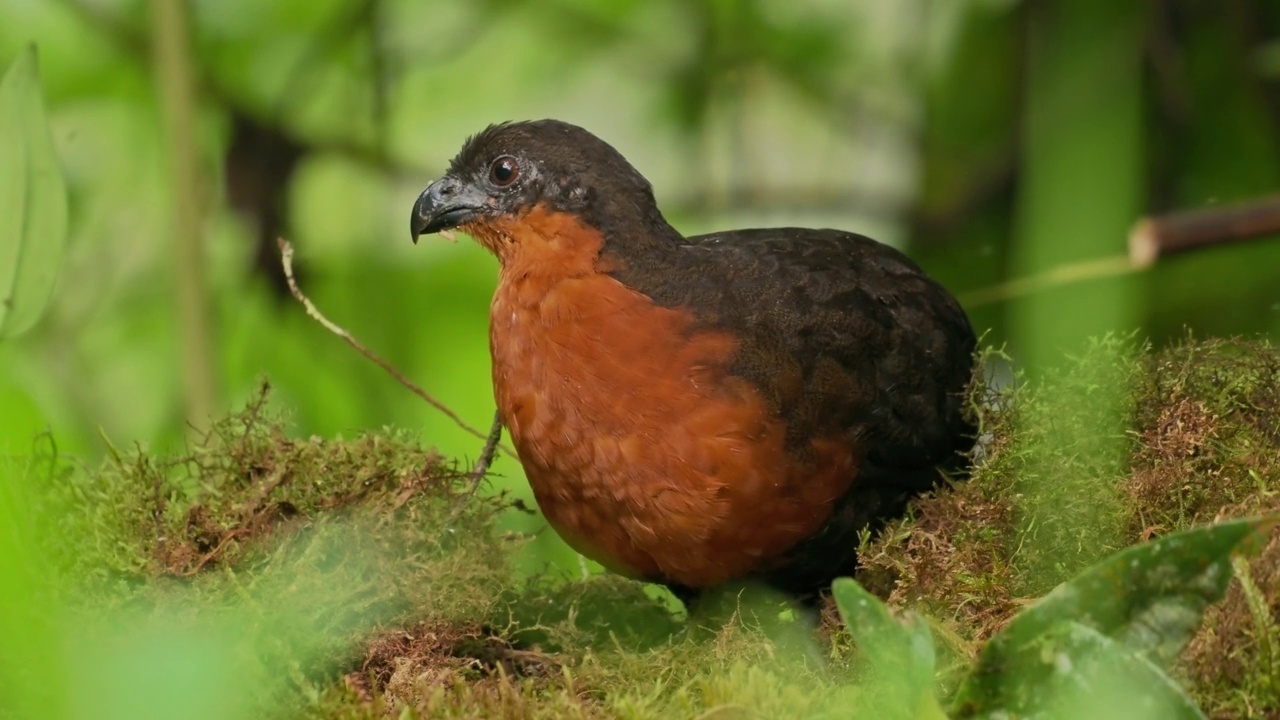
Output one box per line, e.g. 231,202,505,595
1130,194,1280,268
277,238,514,456
961,195,1280,308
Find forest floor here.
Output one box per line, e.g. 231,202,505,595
15,336,1280,719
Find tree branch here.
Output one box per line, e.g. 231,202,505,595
1129,194,1280,268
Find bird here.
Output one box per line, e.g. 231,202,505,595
409,119,976,610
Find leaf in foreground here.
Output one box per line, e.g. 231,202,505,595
952,516,1276,717
969,621,1206,720
0,44,68,339
832,577,945,719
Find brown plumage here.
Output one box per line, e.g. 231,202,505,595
410,120,976,607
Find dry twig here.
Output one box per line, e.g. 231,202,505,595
277,238,514,462
1129,194,1280,268
962,195,1280,308
443,411,505,529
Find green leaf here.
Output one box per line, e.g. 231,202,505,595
0,44,68,339
953,516,1276,717
968,621,1206,720
832,577,944,719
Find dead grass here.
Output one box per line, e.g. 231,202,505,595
19,338,1280,718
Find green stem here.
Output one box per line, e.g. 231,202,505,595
960,255,1140,309
150,0,217,430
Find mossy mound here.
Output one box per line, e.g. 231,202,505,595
12,338,1280,718
858,337,1280,717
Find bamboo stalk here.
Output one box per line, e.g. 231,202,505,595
151,0,217,429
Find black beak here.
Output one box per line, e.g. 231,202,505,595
410,177,485,244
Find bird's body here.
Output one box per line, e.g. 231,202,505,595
411,120,976,604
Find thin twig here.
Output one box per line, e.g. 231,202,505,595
959,255,1140,309
961,194,1280,308
444,411,506,528
177,528,248,576
277,238,514,456
468,411,505,486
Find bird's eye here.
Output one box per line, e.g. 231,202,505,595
489,156,520,187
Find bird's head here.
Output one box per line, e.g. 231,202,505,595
410,120,675,268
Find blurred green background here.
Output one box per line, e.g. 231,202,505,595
2,0,1279,574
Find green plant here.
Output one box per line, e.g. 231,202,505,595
0,43,69,715
0,44,67,340
835,517,1276,719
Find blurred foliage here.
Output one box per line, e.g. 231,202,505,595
857,337,1280,717
0,45,69,340
0,1,1278,714
832,516,1272,720
0,0,1274,453
0,340,1277,718
951,517,1270,718
831,577,944,718
915,0,1280,352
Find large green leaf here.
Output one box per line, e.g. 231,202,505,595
953,516,1276,717
967,621,1206,720
832,577,945,720
0,45,68,339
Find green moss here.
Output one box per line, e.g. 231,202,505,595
15,340,1280,718
27,383,521,716
859,336,1280,717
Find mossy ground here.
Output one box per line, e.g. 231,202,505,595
9,338,1280,718
859,337,1280,718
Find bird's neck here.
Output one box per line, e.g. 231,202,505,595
468,202,681,289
